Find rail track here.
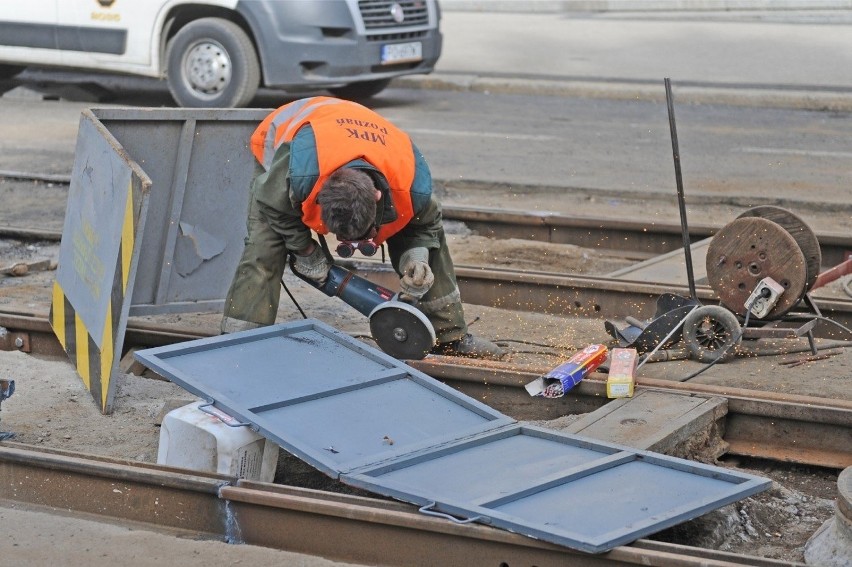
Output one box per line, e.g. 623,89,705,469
1,205,851,470
1,310,850,471
1,203,850,565
9,204,850,330
3,203,850,264
1,442,805,567
343,207,852,334
11,203,850,325
6,312,843,566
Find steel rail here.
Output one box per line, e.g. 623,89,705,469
2,205,849,264
344,261,852,335
409,359,852,470
3,207,851,329
441,205,852,267
1,311,849,469
0,443,800,566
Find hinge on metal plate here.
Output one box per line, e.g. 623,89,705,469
418,502,490,525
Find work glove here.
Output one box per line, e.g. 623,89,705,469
292,240,331,284
399,247,434,300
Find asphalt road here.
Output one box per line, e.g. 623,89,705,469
1,85,850,214
1,9,850,213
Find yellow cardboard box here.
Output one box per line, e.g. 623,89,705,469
606,348,638,398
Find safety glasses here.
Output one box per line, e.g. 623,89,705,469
336,226,378,258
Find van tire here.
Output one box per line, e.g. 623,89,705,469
328,79,392,101
166,18,260,108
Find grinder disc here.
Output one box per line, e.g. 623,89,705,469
706,216,807,319
369,301,436,360
737,205,821,292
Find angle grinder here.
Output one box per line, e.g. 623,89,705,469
289,257,436,360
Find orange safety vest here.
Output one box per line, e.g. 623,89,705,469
250,97,416,244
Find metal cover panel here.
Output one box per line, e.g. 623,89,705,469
135,320,771,553
137,324,393,409
344,425,771,553
49,110,151,413
134,320,513,476
92,108,268,314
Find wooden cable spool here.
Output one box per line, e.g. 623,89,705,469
706,214,811,319
736,206,822,292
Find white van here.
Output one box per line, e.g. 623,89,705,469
0,0,442,107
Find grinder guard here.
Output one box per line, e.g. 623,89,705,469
369,301,436,360
290,259,436,359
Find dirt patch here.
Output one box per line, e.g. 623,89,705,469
447,229,633,275
655,472,837,559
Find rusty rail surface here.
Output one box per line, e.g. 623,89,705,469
3,207,851,330
1,311,850,469
409,359,852,470
344,262,852,336
3,205,850,264
443,206,852,267
0,443,799,566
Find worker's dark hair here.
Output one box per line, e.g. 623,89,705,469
317,168,377,240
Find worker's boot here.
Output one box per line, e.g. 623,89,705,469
431,334,507,360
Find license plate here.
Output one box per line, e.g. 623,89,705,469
380,41,422,65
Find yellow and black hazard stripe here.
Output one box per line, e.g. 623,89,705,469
50,181,138,414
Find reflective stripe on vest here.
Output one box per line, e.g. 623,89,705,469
250,96,344,169
251,97,416,244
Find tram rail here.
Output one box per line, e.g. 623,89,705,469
2,202,850,564
2,204,850,264
0,443,808,566
12,204,850,328
1,310,849,470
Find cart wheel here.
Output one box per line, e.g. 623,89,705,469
682,305,743,363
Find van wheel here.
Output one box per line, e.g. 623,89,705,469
166,18,260,108
328,79,392,101
0,65,24,79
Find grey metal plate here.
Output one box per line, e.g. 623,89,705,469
92,108,269,315
135,319,771,554
134,319,513,476
607,237,711,286
344,424,771,553
50,111,151,413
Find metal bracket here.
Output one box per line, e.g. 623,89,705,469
197,400,253,428
418,502,489,525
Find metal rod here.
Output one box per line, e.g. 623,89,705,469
664,78,697,301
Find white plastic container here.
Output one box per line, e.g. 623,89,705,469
157,401,278,482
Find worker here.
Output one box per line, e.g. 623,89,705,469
220,96,506,360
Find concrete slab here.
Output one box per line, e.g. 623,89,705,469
565,389,729,460
607,238,709,285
